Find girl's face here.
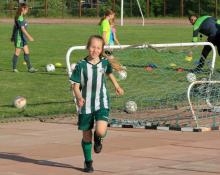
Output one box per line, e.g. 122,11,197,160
22,7,29,15
88,38,103,59
110,13,115,20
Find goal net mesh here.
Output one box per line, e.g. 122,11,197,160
105,44,217,128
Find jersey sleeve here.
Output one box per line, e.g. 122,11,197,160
192,27,199,42
106,60,113,74
17,16,25,28
102,20,109,32
70,64,81,84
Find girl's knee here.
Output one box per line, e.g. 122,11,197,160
95,130,107,138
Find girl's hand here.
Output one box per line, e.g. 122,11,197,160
115,86,124,96
77,97,85,108
29,37,34,42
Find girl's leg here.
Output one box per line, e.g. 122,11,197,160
95,120,108,137
12,48,21,71
82,130,94,172
23,45,32,70
82,130,92,161
94,121,108,153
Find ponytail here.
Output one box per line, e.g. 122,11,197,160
15,3,28,21
98,9,115,25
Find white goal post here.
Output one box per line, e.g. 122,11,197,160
120,0,145,26
66,42,217,125
66,42,216,77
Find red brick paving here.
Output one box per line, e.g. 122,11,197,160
0,121,220,175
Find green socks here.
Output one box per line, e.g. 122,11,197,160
81,140,92,161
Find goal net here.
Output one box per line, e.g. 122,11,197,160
66,42,219,128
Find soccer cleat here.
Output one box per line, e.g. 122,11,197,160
84,160,94,173
28,67,38,73
13,69,19,73
94,132,103,154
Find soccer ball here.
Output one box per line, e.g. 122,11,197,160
13,96,26,109
125,101,137,113
186,73,196,82
118,70,127,80
70,63,76,71
46,64,55,72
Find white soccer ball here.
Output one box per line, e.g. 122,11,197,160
186,73,196,82
13,96,26,109
46,64,55,72
118,70,127,80
70,63,76,71
125,101,137,113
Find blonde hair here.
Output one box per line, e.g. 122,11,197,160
109,17,115,26
87,35,105,57
87,35,124,71
99,9,115,25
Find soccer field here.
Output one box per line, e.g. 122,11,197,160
0,23,209,118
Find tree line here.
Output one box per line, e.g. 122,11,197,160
1,0,219,17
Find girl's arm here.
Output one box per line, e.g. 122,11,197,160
72,83,85,108
102,31,108,45
113,32,120,45
107,73,124,96
21,26,34,41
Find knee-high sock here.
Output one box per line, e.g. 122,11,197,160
24,54,32,69
81,140,92,161
12,54,18,69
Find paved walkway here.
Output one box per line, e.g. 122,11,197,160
0,121,220,175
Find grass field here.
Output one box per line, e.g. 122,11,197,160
0,23,217,119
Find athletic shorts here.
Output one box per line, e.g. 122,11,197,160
78,108,109,131
14,37,27,48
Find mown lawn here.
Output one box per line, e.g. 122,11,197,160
1,22,211,118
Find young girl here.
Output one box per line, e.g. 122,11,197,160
109,16,120,46
11,3,37,73
99,9,115,45
70,35,124,173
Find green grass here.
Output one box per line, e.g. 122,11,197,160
0,23,214,118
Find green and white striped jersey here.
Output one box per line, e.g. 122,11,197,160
70,57,113,114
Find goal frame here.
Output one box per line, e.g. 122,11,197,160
66,42,216,125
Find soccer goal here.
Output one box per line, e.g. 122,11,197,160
120,0,145,26
66,42,220,129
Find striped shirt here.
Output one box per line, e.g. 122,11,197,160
70,57,113,114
